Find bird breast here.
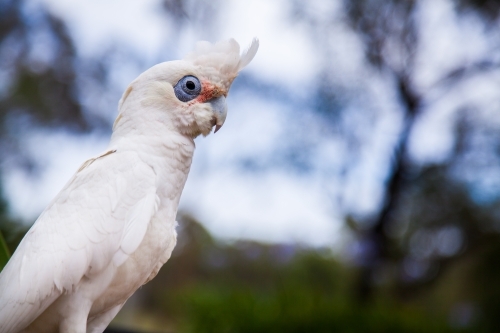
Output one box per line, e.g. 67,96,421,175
89,208,177,318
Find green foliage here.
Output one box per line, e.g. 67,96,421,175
0,230,9,271
180,285,455,333
171,253,462,333
0,183,13,272
125,216,476,333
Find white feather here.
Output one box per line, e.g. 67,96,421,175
238,38,259,71
0,150,157,332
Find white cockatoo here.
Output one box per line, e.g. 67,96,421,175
0,38,258,333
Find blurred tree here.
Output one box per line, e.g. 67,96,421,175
158,0,500,330
291,0,500,329
0,0,108,148
343,0,500,302
0,0,110,252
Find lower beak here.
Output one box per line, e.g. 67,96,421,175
208,96,227,133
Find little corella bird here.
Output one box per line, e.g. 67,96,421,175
0,38,258,333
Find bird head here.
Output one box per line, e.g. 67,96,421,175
113,38,259,139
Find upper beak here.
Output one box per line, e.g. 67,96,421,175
209,96,227,133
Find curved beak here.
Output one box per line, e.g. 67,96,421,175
209,96,227,133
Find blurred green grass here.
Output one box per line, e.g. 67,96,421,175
176,282,458,333
0,230,9,271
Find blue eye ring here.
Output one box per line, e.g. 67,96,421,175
174,75,202,102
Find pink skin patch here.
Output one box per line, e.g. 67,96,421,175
194,80,227,103
185,80,227,128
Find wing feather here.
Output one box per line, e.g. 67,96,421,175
0,150,158,333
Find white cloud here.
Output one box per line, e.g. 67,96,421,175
36,0,167,60
180,168,341,247
216,0,321,94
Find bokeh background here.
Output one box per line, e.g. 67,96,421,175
1,0,500,332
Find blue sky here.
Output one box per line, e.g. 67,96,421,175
4,0,344,247
4,0,500,249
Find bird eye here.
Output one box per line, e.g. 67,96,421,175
174,75,202,102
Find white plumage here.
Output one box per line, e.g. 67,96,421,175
0,38,258,333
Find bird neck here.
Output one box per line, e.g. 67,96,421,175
109,116,196,206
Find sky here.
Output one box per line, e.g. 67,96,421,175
4,0,345,247
4,0,498,249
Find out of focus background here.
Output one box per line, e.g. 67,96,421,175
2,0,500,332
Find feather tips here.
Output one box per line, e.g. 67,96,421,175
238,38,259,71
183,38,259,90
